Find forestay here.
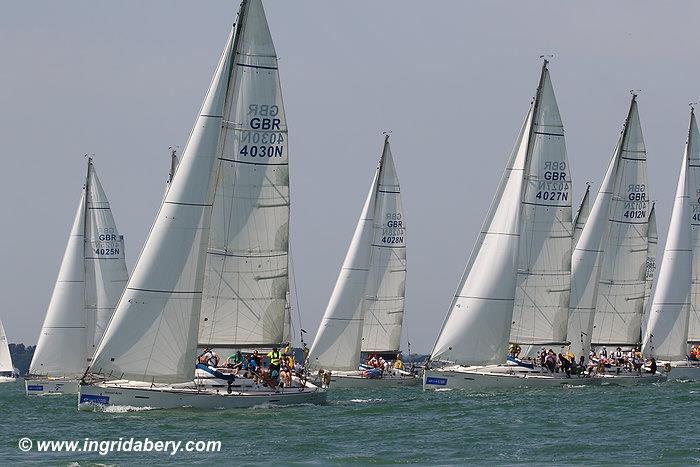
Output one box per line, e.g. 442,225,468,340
0,318,13,373
90,29,235,384
510,65,573,348
592,99,651,347
361,138,407,354
643,109,697,359
198,0,290,349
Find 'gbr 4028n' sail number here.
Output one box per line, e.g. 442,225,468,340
238,104,285,158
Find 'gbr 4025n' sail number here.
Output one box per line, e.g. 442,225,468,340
238,104,285,159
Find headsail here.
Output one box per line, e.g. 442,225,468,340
430,62,547,365
573,184,591,248
308,157,380,370
0,318,13,373
361,137,407,354
510,63,572,349
90,28,235,384
643,109,697,359
30,188,87,377
198,0,290,349
84,160,129,357
592,97,651,347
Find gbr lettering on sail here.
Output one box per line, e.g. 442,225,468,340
238,104,285,158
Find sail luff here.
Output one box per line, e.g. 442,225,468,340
30,188,88,377
89,27,236,383
308,165,381,370
361,136,407,354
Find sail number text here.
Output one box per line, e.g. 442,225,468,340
92,229,121,256
238,104,285,159
535,161,569,201
623,184,647,219
381,213,404,244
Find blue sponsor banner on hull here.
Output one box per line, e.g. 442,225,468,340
79,394,109,405
27,385,43,391
425,377,448,386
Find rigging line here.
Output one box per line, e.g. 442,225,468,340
289,248,303,345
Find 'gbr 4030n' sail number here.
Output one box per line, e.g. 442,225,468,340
238,104,285,158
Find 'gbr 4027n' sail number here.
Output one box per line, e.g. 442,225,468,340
238,104,285,158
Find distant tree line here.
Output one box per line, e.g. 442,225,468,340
9,344,35,375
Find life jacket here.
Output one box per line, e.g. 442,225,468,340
268,350,281,365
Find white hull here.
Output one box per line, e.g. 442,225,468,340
660,361,700,381
313,372,421,389
25,378,79,395
423,366,600,390
598,372,666,386
79,380,326,410
0,376,16,384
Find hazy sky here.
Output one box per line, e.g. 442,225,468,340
2,1,699,353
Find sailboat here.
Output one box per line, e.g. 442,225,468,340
0,318,15,382
568,94,665,385
78,0,325,409
308,136,416,388
424,61,594,390
26,159,128,395
642,107,700,380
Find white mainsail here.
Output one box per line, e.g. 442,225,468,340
568,95,647,359
0,318,13,373
308,140,399,370
509,65,572,348
360,138,406,354
592,98,651,347
30,159,127,377
90,28,235,383
432,61,566,365
573,184,591,248
643,109,697,360
198,0,290,349
84,160,129,357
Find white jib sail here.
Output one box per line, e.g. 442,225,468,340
308,165,380,371
643,109,697,359
573,184,591,248
361,137,407,354
0,318,13,373
592,98,651,347
642,203,658,328
30,190,87,377
510,65,573,348
89,29,235,384
84,160,129,359
430,89,534,366
198,0,290,349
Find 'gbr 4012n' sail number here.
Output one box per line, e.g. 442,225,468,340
238,104,285,158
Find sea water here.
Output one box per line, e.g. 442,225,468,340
0,379,698,464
